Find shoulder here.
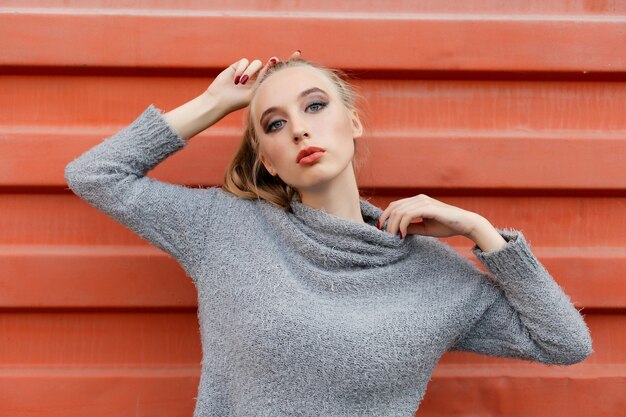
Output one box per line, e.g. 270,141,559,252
198,186,251,206
195,186,263,221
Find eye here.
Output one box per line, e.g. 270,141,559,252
307,101,327,112
264,101,328,133
266,120,284,133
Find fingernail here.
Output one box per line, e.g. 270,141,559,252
297,49,301,54
400,231,405,239
240,75,249,84
270,58,277,64
377,219,381,229
234,75,240,85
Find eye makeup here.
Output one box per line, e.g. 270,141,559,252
263,99,328,134
259,87,330,128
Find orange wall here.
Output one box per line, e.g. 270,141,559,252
1,1,625,416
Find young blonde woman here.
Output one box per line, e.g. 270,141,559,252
65,50,593,417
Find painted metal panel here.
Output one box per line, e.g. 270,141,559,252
1,1,624,416
2,13,626,72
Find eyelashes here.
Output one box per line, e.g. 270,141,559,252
264,101,328,133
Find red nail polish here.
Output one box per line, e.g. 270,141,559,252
240,75,249,84
270,58,277,64
234,75,240,84
377,219,381,229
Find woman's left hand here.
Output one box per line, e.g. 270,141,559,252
377,194,484,239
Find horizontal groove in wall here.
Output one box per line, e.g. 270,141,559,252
0,364,622,377
3,0,626,15
2,195,624,246
5,77,626,130
0,311,622,364
2,133,625,189
1,14,626,71
0,375,200,416
0,374,622,417
4,66,626,81
420,375,626,417
433,363,626,377
0,245,623,308
0,366,200,376
3,243,623,256
0,311,202,365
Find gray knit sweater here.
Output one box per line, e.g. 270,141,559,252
64,105,593,417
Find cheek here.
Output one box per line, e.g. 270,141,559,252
333,109,355,137
334,115,357,152
262,142,291,170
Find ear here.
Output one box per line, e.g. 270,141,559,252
259,151,276,176
350,109,363,138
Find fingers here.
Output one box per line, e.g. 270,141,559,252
378,194,436,237
378,194,480,239
231,58,248,76
380,198,412,236
257,50,301,79
389,205,432,238
232,50,302,85
289,50,302,59
233,58,264,85
398,209,426,238
256,56,279,83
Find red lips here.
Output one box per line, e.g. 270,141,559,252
296,146,326,163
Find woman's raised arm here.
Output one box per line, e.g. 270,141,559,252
164,54,276,141
63,56,281,279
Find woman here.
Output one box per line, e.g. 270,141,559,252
64,50,593,416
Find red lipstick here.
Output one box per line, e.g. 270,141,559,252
296,146,326,165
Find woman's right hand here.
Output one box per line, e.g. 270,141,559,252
206,50,301,116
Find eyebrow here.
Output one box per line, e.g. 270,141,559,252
259,87,329,125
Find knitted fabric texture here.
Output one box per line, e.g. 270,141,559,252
64,104,593,417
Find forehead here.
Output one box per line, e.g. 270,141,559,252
251,66,336,117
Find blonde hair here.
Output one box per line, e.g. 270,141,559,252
222,57,369,211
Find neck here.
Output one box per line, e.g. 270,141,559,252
298,163,364,223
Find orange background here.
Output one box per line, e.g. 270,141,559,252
1,1,625,416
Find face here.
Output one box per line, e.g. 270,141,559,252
250,66,363,192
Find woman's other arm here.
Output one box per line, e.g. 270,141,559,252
376,194,592,365
448,229,593,365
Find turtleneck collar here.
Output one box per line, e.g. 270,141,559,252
256,194,414,271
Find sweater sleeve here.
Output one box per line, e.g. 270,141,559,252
448,228,594,365
64,104,223,279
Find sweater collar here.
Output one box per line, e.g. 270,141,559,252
257,194,413,270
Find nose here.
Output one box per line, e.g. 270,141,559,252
293,131,309,143
290,115,310,143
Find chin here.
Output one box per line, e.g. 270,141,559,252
292,175,334,191
291,162,353,191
